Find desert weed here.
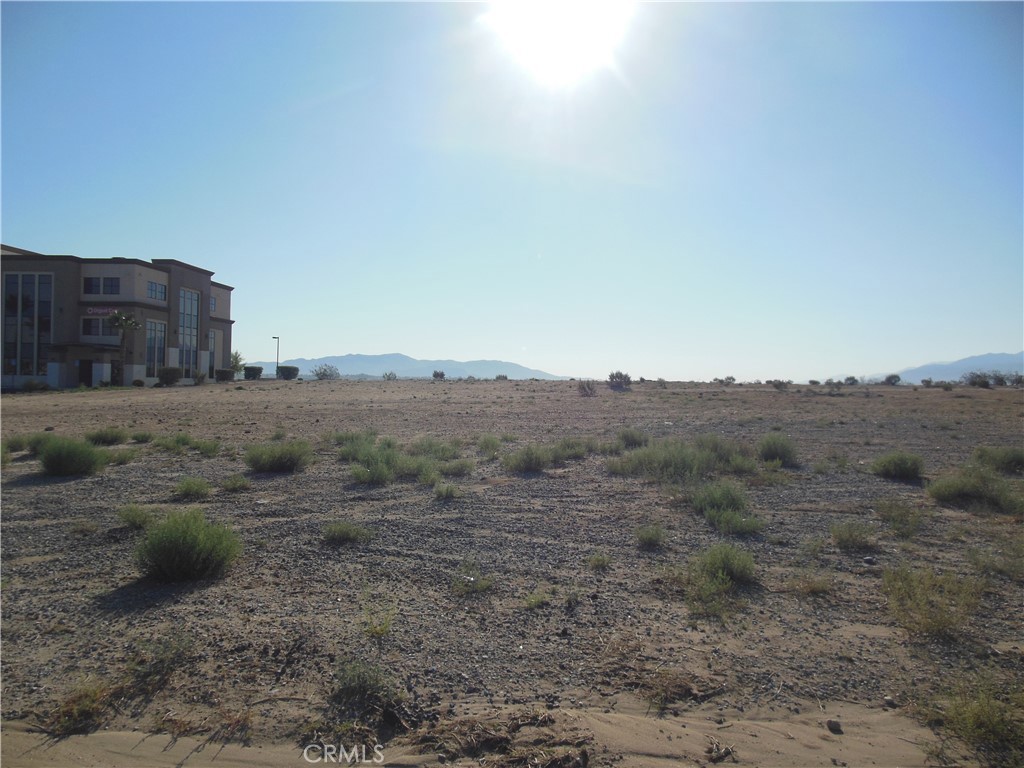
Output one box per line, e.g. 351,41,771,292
136,509,241,582
244,440,313,473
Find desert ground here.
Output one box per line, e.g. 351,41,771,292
1,377,1021,768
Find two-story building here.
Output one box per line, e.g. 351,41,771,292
1,244,233,389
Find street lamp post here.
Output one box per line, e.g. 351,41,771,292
272,336,280,379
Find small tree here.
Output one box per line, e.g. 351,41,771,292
433,370,446,381
883,374,901,386
230,350,245,376
844,376,859,386
607,371,632,390
109,311,141,386
311,364,341,380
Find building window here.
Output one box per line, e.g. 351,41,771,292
146,320,166,377
208,330,216,379
210,296,217,313
178,288,200,378
84,276,120,295
3,272,52,376
81,318,116,337
147,281,167,301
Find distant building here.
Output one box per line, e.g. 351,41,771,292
1,244,233,389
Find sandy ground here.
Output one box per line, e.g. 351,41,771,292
1,378,1021,767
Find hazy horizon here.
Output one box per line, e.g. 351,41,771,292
3,2,1021,382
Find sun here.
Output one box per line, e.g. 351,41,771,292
482,1,636,89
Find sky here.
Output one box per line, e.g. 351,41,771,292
2,1,1022,382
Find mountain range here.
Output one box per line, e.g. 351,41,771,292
245,353,565,380
244,351,1023,383
892,352,1023,384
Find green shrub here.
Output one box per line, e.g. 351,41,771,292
331,659,401,720
311,363,341,380
967,535,1024,581
524,589,551,610
191,439,220,458
434,483,460,501
692,480,763,535
693,542,756,585
587,552,611,571
4,434,31,453
105,447,137,466
685,543,756,617
830,520,874,552
222,474,250,493
243,366,263,380
153,433,193,454
278,365,299,380
871,451,924,482
244,441,313,473
637,523,667,550
578,379,597,397
118,504,158,530
324,521,374,545
1,442,9,469
406,436,461,461
333,430,379,461
27,432,58,456
85,427,128,446
882,566,983,638
929,467,1023,516
157,367,182,387
40,438,107,476
617,428,648,449
477,434,501,460
607,371,632,389
504,444,553,473
214,368,235,383
973,446,1024,475
131,431,153,444
136,509,241,582
452,560,494,596
173,477,212,501
758,433,798,467
608,436,754,485
875,498,927,538
938,678,1024,768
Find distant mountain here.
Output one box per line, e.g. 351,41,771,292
246,353,566,380
895,352,1023,384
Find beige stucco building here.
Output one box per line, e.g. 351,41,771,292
2,244,233,389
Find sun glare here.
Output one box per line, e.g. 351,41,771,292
483,1,636,89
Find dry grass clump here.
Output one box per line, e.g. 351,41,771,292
323,521,373,545
875,498,928,539
930,677,1024,768
135,509,241,582
757,433,798,468
453,560,495,596
244,440,313,473
84,427,128,446
882,566,982,639
871,451,924,482
830,520,875,552
173,477,212,501
691,480,763,535
40,437,107,476
928,467,1023,516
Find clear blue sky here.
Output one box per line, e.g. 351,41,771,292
3,1,1021,381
